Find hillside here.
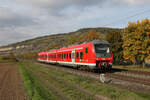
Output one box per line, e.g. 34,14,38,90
0,27,121,56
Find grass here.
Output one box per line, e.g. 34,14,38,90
25,63,94,100
19,63,59,100
113,65,150,72
20,61,150,100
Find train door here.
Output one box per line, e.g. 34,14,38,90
72,50,75,63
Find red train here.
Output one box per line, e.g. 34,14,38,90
37,40,113,70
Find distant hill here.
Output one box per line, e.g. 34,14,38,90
0,27,121,56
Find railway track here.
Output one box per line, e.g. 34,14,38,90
25,64,109,100
37,62,150,94
111,68,150,80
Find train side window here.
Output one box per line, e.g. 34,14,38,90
69,53,71,59
86,48,88,53
80,52,83,59
66,53,68,59
64,54,66,59
76,52,79,59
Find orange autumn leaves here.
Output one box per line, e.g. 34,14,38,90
123,18,150,63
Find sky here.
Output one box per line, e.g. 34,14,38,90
0,0,150,46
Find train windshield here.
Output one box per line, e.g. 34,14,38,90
94,44,111,57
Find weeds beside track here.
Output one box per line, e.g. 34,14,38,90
19,61,150,100
19,63,59,100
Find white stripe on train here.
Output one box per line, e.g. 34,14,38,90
38,60,96,67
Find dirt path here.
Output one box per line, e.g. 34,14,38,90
0,63,26,100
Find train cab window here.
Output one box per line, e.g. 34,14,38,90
86,48,88,53
80,52,83,59
69,53,71,59
76,52,79,59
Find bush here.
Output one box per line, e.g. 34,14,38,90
1,53,18,62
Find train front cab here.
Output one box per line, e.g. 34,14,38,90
92,40,113,70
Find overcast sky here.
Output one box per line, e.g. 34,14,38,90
0,0,150,46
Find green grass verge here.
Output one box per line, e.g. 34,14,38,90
21,61,150,100
25,63,94,100
19,63,59,100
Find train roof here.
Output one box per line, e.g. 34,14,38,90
38,40,110,54
92,40,109,44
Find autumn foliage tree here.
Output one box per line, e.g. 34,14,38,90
1,53,18,61
67,29,101,45
105,30,123,63
122,18,150,66
81,29,101,41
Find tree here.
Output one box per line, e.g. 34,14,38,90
67,29,101,46
81,29,101,42
122,18,150,67
105,30,123,64
2,53,18,61
67,34,79,45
